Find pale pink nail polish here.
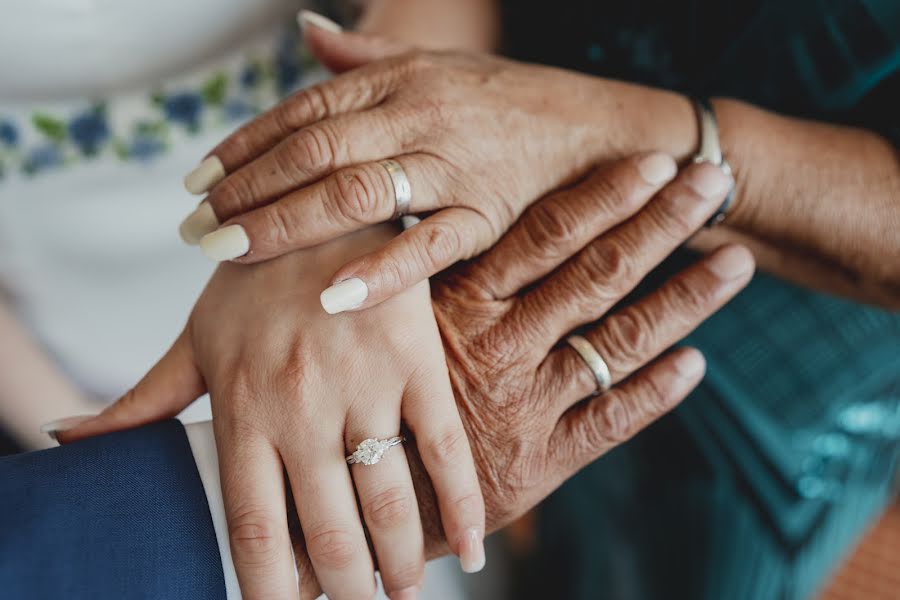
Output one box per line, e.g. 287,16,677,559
459,528,486,573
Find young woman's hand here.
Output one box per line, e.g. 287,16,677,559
179,26,697,313
59,225,485,600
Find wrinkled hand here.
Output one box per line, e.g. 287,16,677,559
294,156,754,597
179,27,694,313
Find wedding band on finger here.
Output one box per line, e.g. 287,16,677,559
346,436,405,466
379,159,412,219
566,335,612,395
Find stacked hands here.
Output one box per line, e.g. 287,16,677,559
59,20,754,600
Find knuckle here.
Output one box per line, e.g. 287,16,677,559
304,524,357,570
384,561,424,592
569,240,636,306
216,173,257,214
290,126,338,173
584,173,632,214
421,428,469,469
421,221,463,267
451,491,484,520
591,396,634,445
593,240,639,289
597,308,656,372
226,129,255,162
259,203,298,248
521,197,581,259
228,507,283,563
332,167,384,224
363,486,413,530
650,186,701,237
640,367,677,414
289,84,331,123
668,271,718,318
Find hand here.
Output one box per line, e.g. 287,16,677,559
179,33,696,312
289,157,754,597
59,226,485,600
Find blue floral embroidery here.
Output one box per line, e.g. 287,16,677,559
0,120,18,147
0,22,322,180
224,98,257,120
128,136,166,161
23,145,63,174
163,92,204,131
275,32,303,93
68,107,110,155
241,63,262,89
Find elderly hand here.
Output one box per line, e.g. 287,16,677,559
58,225,485,600
179,28,696,313
287,156,755,597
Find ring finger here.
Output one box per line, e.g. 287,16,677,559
201,154,446,263
346,415,425,599
538,243,755,412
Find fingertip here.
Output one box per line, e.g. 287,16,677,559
707,243,756,281
636,152,677,186
297,10,344,35
184,156,225,195
458,527,486,574
673,347,706,381
320,278,369,314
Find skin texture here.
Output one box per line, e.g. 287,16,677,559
63,157,754,598
194,45,695,309
190,23,899,309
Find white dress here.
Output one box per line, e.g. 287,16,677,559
0,2,468,597
0,0,306,418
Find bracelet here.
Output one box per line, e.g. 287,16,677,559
692,99,735,227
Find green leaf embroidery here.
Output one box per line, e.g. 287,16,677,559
32,114,66,142
202,73,228,106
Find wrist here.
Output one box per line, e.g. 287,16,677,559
583,78,697,165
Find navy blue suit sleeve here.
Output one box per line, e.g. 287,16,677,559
0,420,226,600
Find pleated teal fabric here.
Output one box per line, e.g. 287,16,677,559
500,1,900,598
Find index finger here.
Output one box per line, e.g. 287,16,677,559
183,56,406,195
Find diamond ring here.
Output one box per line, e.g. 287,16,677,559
346,436,405,466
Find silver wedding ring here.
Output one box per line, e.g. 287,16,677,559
346,436,405,466
379,159,412,220
566,335,612,395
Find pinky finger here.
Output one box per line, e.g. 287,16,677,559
549,347,705,475
403,371,486,574
320,208,493,314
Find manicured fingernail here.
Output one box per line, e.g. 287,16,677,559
674,350,705,378
320,278,368,314
638,153,677,185
708,245,754,280
184,156,225,195
687,164,732,199
400,215,421,230
459,528,485,574
40,415,95,441
297,10,343,33
200,224,250,261
179,201,219,245
390,587,418,600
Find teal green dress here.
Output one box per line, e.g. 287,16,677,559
498,1,900,598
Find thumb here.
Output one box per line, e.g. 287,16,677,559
299,10,411,73
54,331,205,444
